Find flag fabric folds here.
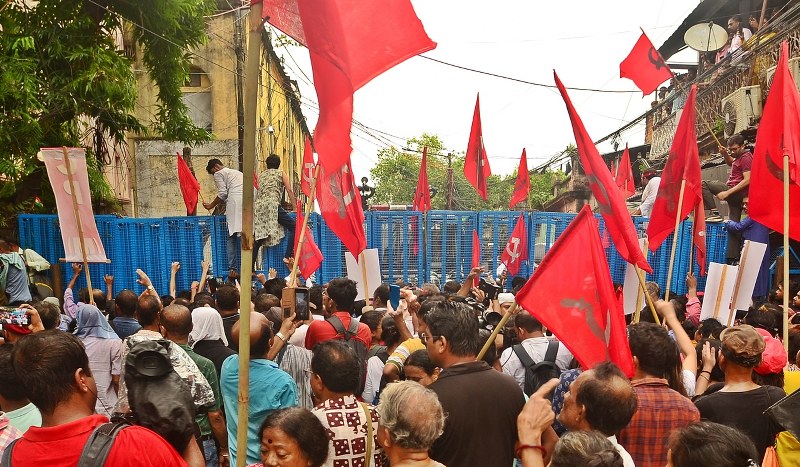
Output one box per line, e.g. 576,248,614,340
500,214,528,276
515,206,634,376
554,71,651,273
301,136,314,197
749,41,800,241
615,145,635,200
646,85,704,251
693,203,707,276
317,160,367,257
620,32,673,96
294,201,323,278
413,146,432,212
176,153,201,216
510,149,530,208
464,94,491,201
260,0,436,172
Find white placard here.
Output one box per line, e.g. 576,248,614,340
730,240,768,312
700,262,739,326
345,248,382,301
622,238,648,315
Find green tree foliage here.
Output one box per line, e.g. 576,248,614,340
0,0,214,225
369,133,563,211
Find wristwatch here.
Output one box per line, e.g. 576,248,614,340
146,285,154,291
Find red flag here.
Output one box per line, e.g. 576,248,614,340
510,149,530,208
317,160,367,257
693,203,707,276
620,32,673,96
615,145,635,199
646,85,704,250
464,94,491,201
749,41,800,241
294,201,323,278
500,214,528,276
515,206,634,376
413,146,432,212
554,72,652,273
301,136,314,197
253,171,259,190
261,0,436,172
176,153,201,216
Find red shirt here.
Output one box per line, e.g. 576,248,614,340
9,414,186,466
727,150,753,187
304,311,372,350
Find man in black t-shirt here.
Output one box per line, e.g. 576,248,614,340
694,325,785,457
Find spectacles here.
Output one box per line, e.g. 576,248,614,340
420,333,441,346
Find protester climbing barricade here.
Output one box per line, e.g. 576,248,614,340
369,211,424,286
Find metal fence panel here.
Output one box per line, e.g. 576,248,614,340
425,211,479,287
369,211,424,286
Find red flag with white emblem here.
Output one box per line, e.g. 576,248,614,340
464,94,491,201
294,201,323,278
317,160,366,257
500,214,528,276
301,136,314,197
510,149,530,208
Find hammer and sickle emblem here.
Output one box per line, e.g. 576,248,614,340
586,174,613,215
648,46,667,70
560,296,610,359
505,237,521,263
326,164,355,219
303,163,314,186
764,144,799,185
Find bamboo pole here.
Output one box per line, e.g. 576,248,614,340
712,265,729,320
783,155,790,352
289,165,321,286
688,211,695,276
477,302,517,361
728,241,751,326
664,179,687,303
360,251,370,303
61,147,95,306
635,268,661,325
235,3,263,465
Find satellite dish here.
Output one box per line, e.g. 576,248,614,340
684,22,729,52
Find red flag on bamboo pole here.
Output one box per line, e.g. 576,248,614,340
749,41,800,241
515,206,634,376
259,0,436,172
301,136,314,197
464,94,491,201
554,71,652,273
317,160,367,257
176,153,201,216
615,145,635,199
646,85,704,250
510,149,530,208
693,202,706,276
500,214,528,276
620,31,673,96
294,201,323,278
413,146,432,212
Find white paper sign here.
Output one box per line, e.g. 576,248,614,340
345,248,382,301
622,238,648,315
730,240,768,312
700,262,740,326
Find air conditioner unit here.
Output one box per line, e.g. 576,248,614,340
721,86,762,138
763,57,800,96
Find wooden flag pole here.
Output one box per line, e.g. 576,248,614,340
235,3,264,465
783,155,790,352
634,268,661,325
289,165,321,286
477,302,517,361
728,241,751,326
360,251,370,303
713,265,729,320
664,179,687,302
61,147,95,306
633,271,644,324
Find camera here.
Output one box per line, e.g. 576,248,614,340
478,278,502,300
0,307,29,326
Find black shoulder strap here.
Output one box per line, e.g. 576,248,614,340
328,315,357,341
327,315,346,335
76,421,130,467
345,316,359,336
275,343,288,365
543,340,560,364
512,344,535,369
1,438,19,467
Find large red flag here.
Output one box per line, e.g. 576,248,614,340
294,201,323,278
615,145,635,199
176,153,201,216
301,136,314,197
510,149,530,208
317,160,367,257
464,94,491,201
646,85,704,250
500,214,528,276
260,0,436,172
515,206,634,376
749,41,800,241
554,72,652,273
413,146,432,212
472,229,481,287
620,32,673,96
693,203,707,276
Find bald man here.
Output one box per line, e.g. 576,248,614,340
219,313,298,466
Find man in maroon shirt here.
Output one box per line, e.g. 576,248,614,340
701,133,753,261
304,278,371,350
3,330,201,466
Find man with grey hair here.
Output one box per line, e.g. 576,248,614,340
376,381,445,466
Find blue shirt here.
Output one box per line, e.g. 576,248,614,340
220,355,298,466
110,317,142,339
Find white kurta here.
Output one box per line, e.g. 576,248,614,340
639,176,661,218
214,167,244,235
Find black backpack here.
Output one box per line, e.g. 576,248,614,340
512,340,561,396
327,315,369,396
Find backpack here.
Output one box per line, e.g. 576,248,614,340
512,340,561,396
327,315,369,396
1,421,130,467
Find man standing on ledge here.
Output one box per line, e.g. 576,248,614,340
204,158,243,274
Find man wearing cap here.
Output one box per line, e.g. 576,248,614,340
203,159,243,274
633,169,660,217
694,325,786,457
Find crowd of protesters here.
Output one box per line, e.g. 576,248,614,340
1,242,799,467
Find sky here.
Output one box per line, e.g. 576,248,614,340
270,0,701,180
